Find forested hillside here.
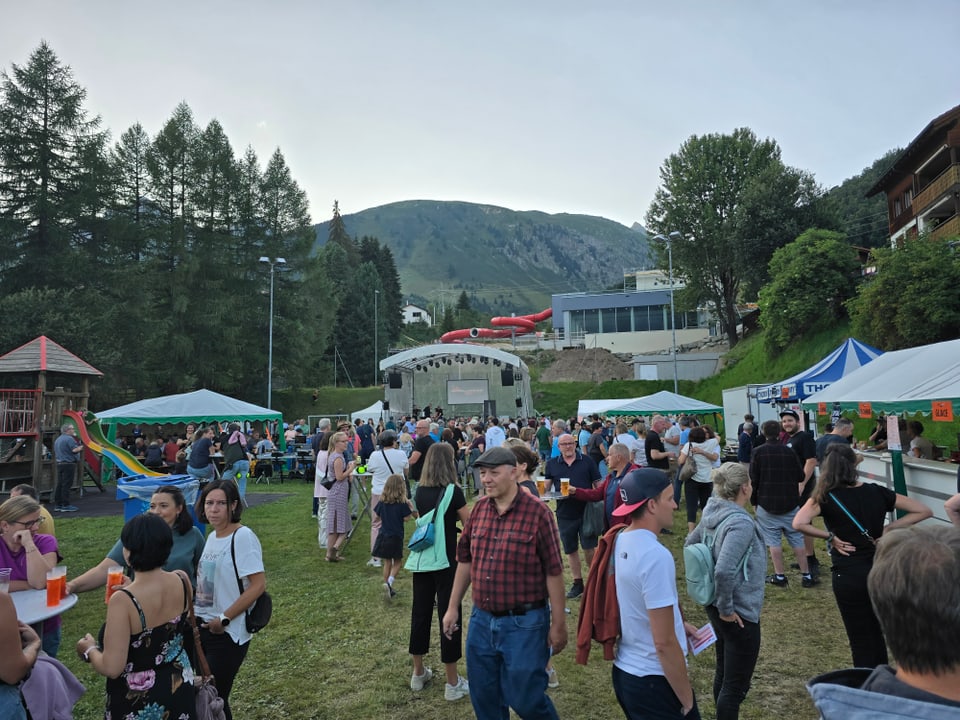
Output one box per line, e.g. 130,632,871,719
315,200,652,313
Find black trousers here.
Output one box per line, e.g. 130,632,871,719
199,627,251,720
55,463,76,506
832,562,888,668
409,566,462,664
705,605,761,720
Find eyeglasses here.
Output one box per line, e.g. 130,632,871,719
13,517,42,528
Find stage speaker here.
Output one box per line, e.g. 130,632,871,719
515,398,523,408
501,369,514,386
382,401,390,411
388,372,402,389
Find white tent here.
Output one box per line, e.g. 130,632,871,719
350,400,385,422
576,398,642,419
802,338,960,416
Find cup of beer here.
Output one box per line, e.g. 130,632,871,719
536,477,545,495
0,567,10,594
560,478,570,496
46,569,61,607
105,565,124,604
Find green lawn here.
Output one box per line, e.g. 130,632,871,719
56,482,852,719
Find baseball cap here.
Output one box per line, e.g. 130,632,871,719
472,447,518,468
611,469,672,518
779,409,799,420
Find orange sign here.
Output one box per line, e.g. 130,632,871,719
817,402,827,416
780,386,790,399
932,401,954,422
857,402,872,418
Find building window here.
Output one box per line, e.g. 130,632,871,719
616,307,632,333
894,199,902,217
584,309,600,334
904,188,913,208
600,308,616,333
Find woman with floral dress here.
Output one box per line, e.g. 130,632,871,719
76,513,197,719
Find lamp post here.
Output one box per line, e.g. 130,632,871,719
258,256,286,408
374,289,380,386
653,232,682,394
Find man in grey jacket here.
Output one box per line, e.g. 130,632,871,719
807,524,960,718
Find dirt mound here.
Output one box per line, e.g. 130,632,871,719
538,348,632,383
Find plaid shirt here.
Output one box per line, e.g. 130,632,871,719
749,441,804,515
457,489,564,613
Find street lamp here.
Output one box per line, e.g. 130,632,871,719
374,289,380,386
652,232,682,394
259,256,286,408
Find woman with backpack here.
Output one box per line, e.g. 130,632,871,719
685,463,765,720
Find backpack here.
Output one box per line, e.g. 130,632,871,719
683,513,751,606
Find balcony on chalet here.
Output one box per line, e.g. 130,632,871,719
914,163,960,214
929,212,960,241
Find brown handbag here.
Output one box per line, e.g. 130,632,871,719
188,603,227,720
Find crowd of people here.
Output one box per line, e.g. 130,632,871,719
4,406,960,719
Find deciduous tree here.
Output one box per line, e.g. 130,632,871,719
645,128,827,346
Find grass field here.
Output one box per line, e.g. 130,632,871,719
55,481,855,719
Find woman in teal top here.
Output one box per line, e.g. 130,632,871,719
67,485,205,593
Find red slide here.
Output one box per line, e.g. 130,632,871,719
440,308,552,344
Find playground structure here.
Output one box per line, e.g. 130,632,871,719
63,410,163,478
439,308,552,344
0,336,105,497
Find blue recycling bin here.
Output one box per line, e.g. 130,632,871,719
116,474,204,532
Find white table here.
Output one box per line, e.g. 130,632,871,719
11,589,78,625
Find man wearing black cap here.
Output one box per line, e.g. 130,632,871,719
780,409,820,576
610,469,702,719
442,446,566,720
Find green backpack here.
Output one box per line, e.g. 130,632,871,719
683,514,752,606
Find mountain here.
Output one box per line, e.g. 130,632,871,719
314,200,651,314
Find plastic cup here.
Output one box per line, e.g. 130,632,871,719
560,478,570,497
46,569,60,607
105,566,124,604
55,565,68,599
0,568,10,593
536,478,545,495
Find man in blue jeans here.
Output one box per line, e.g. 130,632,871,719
443,446,567,720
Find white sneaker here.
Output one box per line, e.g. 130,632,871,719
367,557,382,567
547,667,559,688
410,667,433,691
444,676,469,701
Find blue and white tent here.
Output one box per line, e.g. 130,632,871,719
757,338,884,404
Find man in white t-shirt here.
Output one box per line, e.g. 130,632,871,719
611,469,702,719
364,430,409,567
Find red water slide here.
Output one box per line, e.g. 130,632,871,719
440,308,552,343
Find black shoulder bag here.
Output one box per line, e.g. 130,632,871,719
230,529,273,633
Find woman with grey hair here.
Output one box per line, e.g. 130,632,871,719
685,463,765,720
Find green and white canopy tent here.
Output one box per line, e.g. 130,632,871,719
96,389,284,444
604,391,723,417
801,338,960,417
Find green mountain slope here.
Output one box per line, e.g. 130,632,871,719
314,200,651,313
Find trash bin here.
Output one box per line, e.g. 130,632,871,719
116,474,203,531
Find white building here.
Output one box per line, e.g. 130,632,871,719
402,303,433,326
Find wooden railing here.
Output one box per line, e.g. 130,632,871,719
914,163,960,213
929,213,960,241
0,389,41,437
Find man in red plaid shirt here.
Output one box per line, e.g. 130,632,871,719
443,446,567,720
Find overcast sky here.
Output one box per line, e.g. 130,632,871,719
3,1,957,228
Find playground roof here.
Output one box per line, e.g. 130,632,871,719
0,335,103,377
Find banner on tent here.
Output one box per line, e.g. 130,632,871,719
932,401,954,422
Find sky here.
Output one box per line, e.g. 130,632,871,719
3,1,958,228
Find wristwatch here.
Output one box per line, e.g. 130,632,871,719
219,613,231,627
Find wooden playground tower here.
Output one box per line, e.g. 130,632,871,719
0,336,103,496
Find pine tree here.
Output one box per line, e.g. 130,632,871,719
0,41,103,290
